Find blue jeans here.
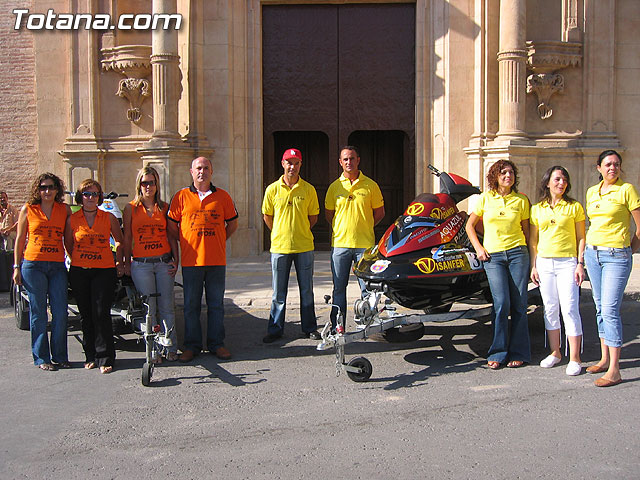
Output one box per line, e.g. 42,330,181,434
131,260,177,353
584,246,632,348
330,247,367,328
267,251,317,336
182,265,226,353
21,261,68,365
483,246,531,363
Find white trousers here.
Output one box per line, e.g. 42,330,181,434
536,256,583,337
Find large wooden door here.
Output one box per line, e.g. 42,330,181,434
263,3,415,250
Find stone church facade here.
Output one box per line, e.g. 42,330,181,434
1,0,638,255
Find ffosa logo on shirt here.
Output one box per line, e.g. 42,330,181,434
12,8,182,30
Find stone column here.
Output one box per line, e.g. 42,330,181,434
150,0,180,140
496,0,527,140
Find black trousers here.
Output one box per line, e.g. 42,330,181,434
69,266,117,367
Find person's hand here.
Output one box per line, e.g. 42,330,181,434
116,263,125,277
530,266,540,286
168,259,178,277
476,247,490,262
12,268,21,286
575,263,585,286
124,263,131,276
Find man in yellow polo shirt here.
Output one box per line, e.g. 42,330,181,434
325,146,385,329
262,148,321,343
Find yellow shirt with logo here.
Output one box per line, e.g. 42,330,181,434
325,172,384,249
473,190,530,253
531,199,584,258
262,176,319,254
585,179,640,248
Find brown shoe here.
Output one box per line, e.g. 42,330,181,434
214,346,232,360
586,364,607,374
594,377,622,387
179,350,195,363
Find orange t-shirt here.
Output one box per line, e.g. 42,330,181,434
23,202,67,262
129,202,171,258
168,184,238,267
69,209,115,268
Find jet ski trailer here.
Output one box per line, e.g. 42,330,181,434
316,292,492,382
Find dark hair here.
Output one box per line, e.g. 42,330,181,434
597,149,622,167
340,145,359,157
597,149,623,181
486,160,519,193
537,166,575,204
75,178,104,205
27,173,65,205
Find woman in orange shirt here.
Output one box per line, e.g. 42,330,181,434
13,173,72,371
65,179,124,374
123,166,179,362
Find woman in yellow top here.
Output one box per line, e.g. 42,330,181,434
583,150,640,387
13,174,72,370
123,166,179,362
466,160,531,369
65,179,124,374
529,166,585,376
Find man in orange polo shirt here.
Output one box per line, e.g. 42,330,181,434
168,157,238,362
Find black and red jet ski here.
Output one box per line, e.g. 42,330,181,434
353,165,490,311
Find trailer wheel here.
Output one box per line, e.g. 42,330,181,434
346,357,372,382
14,284,30,331
382,324,425,343
142,362,153,386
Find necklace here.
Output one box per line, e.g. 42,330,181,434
83,208,98,213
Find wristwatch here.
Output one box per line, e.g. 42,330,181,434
13,264,20,269
578,260,585,266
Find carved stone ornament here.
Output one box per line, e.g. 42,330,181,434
101,45,152,124
116,78,151,124
527,73,564,120
526,41,582,119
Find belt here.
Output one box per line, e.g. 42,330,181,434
133,252,173,263
585,244,627,252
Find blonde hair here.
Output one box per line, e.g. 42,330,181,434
133,166,165,208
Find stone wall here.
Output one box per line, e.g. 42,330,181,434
0,0,37,205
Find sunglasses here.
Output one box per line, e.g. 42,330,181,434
82,191,100,198
38,184,56,191
141,180,156,187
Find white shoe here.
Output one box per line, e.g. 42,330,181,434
539,354,561,368
565,361,582,376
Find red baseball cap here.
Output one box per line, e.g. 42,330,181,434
282,148,302,161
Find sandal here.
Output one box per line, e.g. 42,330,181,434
166,352,179,362
507,360,524,368
100,366,113,374
84,362,96,370
38,363,56,371
487,361,501,370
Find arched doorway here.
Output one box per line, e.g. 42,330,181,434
262,3,415,250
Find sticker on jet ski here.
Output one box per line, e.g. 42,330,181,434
370,260,391,273
414,256,467,275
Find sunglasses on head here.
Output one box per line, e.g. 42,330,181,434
141,180,156,187
82,191,100,198
38,184,56,191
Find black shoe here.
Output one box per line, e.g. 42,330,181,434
304,330,322,340
263,333,282,343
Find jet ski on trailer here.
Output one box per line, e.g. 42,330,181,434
317,165,494,382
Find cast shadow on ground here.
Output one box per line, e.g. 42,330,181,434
57,290,640,388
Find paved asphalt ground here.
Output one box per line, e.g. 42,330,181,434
1,252,639,479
